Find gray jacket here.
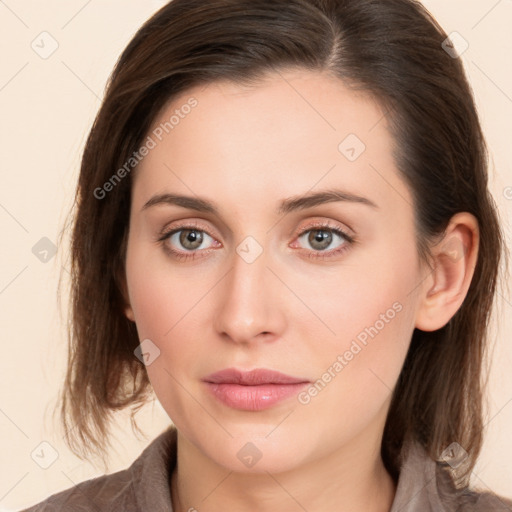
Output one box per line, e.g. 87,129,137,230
20,425,512,511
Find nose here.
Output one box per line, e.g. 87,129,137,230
212,245,286,345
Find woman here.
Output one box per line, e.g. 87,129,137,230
21,0,512,510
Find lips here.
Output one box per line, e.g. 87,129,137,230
202,368,310,411
202,368,309,386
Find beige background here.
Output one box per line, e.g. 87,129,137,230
0,1,511,509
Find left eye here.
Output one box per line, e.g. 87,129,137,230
296,227,349,252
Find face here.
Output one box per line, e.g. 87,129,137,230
123,69,426,474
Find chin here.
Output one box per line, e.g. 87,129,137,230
199,430,310,475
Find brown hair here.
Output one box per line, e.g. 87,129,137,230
56,0,508,487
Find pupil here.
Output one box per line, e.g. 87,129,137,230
181,229,203,249
310,230,331,250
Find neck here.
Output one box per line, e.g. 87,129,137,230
170,429,397,512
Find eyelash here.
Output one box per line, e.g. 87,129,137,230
155,220,356,262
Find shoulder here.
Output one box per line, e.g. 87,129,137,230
456,489,512,511
19,425,178,512
434,452,512,511
392,440,512,512
18,468,135,512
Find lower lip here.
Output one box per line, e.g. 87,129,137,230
204,382,309,411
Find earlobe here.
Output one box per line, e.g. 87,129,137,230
115,266,135,323
119,280,135,322
115,232,135,323
124,305,135,322
415,212,479,332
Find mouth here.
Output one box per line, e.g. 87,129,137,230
202,368,310,411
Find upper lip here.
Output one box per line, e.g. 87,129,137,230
202,368,310,385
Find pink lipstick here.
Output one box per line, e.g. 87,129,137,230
202,368,310,411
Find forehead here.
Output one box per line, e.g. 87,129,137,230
131,69,410,215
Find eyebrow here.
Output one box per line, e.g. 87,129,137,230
141,188,379,215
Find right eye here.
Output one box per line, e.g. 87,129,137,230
156,221,222,261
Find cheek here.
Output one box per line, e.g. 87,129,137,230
294,237,418,390
292,249,415,345
293,283,415,447
125,249,207,425
125,242,218,374
125,238,199,339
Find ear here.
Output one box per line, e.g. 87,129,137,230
116,268,136,322
415,212,479,332
115,230,136,323
122,289,135,322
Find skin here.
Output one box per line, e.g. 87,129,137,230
122,69,479,512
